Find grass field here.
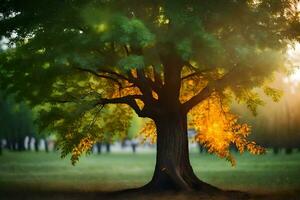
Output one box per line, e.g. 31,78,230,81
0,150,300,199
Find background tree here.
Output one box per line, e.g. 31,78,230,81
0,0,299,192
0,93,12,154
0,93,36,151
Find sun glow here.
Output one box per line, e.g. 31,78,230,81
287,68,300,83
284,43,300,93
284,67,300,93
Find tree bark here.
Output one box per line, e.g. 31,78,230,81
142,113,219,192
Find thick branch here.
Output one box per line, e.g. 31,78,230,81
182,86,211,113
126,69,158,103
137,69,162,95
98,95,149,117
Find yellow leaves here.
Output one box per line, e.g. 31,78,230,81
152,90,159,100
113,85,142,98
71,136,94,165
189,93,265,166
139,120,156,144
135,99,145,110
246,141,265,155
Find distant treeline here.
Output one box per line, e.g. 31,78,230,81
0,93,49,153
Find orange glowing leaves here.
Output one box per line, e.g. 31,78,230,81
112,84,142,98
189,93,265,165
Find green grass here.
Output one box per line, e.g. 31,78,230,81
0,150,300,199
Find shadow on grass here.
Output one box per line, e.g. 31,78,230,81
1,186,300,200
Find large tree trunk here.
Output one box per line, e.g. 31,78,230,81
143,113,218,192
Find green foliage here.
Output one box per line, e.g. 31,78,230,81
235,90,265,116
176,39,192,61
118,55,145,71
263,87,283,102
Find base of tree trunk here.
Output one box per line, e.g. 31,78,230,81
139,169,220,193
113,182,249,200
139,180,220,194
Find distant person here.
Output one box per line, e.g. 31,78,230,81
105,142,111,153
95,142,102,154
131,138,138,153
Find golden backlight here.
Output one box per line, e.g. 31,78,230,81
285,43,300,93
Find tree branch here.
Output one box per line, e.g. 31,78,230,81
182,68,237,113
182,86,211,113
98,95,148,117
181,61,220,81
75,67,123,88
126,69,158,103
97,69,130,82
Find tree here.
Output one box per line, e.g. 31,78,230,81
0,0,299,192
0,93,12,153
0,93,36,151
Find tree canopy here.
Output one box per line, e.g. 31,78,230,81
0,0,299,166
